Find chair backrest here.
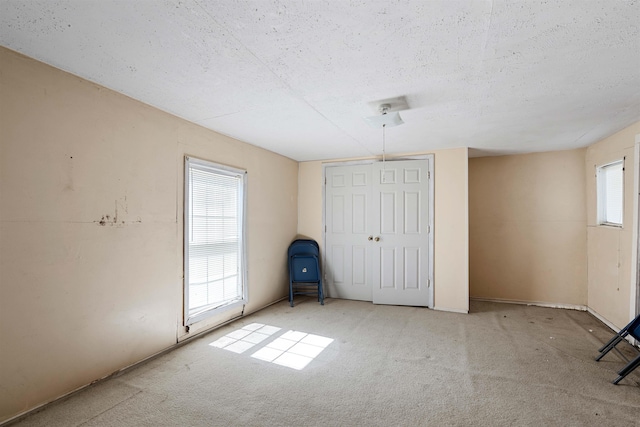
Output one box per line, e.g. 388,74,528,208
628,314,640,341
288,239,319,257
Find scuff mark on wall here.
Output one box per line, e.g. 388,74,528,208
63,155,75,191
95,196,142,227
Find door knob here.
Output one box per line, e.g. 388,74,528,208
374,236,380,242
368,236,373,241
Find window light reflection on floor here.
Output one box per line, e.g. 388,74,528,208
209,325,334,370
251,330,334,370
209,323,281,354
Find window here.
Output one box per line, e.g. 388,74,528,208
184,157,247,325
597,159,624,227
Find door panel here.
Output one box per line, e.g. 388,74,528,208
330,245,344,284
404,192,420,234
380,247,396,289
352,194,367,233
331,194,345,233
352,245,367,285
381,192,396,233
404,247,420,289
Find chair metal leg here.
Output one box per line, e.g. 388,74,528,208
613,353,640,385
289,279,294,307
599,331,626,353
598,319,633,352
596,334,627,361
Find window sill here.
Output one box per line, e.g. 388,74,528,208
186,298,246,326
598,222,623,229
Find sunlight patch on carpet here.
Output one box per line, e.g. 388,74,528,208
210,324,334,370
209,323,281,354
251,330,334,370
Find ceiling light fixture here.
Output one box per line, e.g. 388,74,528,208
363,103,404,128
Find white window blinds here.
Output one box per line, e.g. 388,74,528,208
185,157,247,325
597,160,624,226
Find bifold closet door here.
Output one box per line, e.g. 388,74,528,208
325,159,432,307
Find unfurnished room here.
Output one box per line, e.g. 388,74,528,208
0,1,639,426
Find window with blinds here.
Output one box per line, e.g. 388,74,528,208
597,160,624,227
184,157,247,325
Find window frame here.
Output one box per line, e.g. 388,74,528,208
184,156,248,326
596,159,624,228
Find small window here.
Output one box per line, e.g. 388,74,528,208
184,156,247,325
597,160,624,227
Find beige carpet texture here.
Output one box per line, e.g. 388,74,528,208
8,299,640,426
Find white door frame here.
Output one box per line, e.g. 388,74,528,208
321,155,435,306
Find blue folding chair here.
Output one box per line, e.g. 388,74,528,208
288,239,323,307
595,313,640,384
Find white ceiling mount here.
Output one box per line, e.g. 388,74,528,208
366,96,410,114
364,97,408,128
378,103,393,113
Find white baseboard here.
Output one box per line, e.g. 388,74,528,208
470,297,587,312
588,307,639,347
586,306,621,332
433,306,469,314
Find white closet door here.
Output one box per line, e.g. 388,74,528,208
325,164,373,301
371,160,431,307
324,159,432,307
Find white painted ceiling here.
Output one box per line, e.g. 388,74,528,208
1,0,639,161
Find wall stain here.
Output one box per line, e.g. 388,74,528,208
95,196,142,227
63,154,75,191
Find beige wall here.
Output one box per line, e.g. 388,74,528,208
433,148,469,312
298,147,470,313
0,47,298,422
469,149,588,306
468,121,640,328
585,121,640,329
298,161,324,244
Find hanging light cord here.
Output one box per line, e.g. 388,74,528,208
382,123,386,183
382,123,386,167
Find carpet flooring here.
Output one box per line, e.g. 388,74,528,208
7,299,640,426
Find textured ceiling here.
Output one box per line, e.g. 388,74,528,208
1,0,639,161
